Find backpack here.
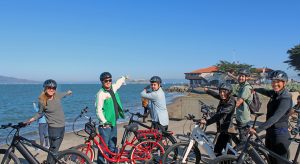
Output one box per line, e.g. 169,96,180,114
244,85,262,114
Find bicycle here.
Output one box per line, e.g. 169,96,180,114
72,107,165,163
162,113,241,164
0,122,91,164
209,112,300,164
120,109,177,150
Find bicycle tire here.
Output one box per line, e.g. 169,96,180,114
56,149,92,164
130,140,165,164
162,142,201,164
72,144,95,162
208,155,237,164
0,149,21,164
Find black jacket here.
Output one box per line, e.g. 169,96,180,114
255,88,292,134
205,90,236,132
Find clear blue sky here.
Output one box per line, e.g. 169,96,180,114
1,0,300,82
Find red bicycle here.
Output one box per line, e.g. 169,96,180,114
72,107,165,163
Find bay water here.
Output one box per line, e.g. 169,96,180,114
0,84,183,145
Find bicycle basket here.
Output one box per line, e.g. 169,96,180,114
84,122,97,138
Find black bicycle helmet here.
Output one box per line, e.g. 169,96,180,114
269,70,288,82
43,79,57,89
218,83,233,93
100,72,112,81
150,76,162,84
238,68,251,77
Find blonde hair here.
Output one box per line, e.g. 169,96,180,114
38,90,56,106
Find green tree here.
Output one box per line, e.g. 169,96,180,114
284,44,300,75
216,60,253,75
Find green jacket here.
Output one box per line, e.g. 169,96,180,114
95,77,126,126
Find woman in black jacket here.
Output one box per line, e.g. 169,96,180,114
249,70,292,164
201,83,236,156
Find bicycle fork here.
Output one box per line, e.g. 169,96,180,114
182,140,195,163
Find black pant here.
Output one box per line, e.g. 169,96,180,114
152,122,168,132
47,126,65,164
265,132,291,164
237,122,248,143
143,106,151,122
214,132,231,156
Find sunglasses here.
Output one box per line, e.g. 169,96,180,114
103,79,112,83
46,87,56,90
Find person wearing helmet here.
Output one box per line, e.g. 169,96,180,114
95,72,127,164
141,76,169,131
291,95,300,128
249,70,292,164
201,83,236,156
235,68,253,142
26,79,72,163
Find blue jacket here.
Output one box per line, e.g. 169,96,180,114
141,87,169,126
33,102,47,124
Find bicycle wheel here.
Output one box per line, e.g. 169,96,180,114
0,149,21,164
162,142,201,164
72,144,95,162
130,140,165,164
56,149,92,164
208,155,237,164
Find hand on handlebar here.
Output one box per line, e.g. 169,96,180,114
248,127,257,135
199,119,206,125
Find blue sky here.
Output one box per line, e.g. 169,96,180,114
0,0,300,82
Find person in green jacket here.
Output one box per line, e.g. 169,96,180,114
95,72,127,164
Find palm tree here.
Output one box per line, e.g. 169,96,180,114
284,44,300,75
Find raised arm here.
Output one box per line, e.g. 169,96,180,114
141,89,158,101
205,89,220,100
112,76,126,91
254,88,273,97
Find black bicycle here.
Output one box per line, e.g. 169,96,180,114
0,122,91,164
209,112,300,164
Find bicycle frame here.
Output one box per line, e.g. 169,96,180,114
238,136,300,164
2,128,63,164
120,111,152,145
83,128,162,163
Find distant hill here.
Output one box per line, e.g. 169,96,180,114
0,75,39,84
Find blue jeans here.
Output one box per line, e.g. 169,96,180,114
38,123,49,147
97,125,117,164
47,126,65,164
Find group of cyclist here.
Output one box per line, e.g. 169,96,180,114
23,68,298,164
24,72,169,164
202,69,295,164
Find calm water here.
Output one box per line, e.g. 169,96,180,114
0,84,183,145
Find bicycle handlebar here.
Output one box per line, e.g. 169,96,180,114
124,109,147,118
184,114,201,122
0,122,27,129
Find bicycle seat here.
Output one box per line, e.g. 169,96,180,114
124,123,139,132
295,109,300,113
252,112,265,118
